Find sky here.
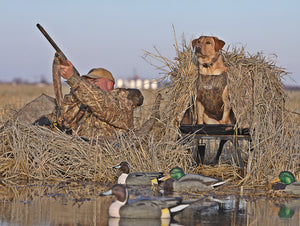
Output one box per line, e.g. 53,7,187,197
1,0,300,86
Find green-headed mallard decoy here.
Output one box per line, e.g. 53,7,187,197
271,171,300,195
159,166,226,193
100,184,189,218
113,161,164,186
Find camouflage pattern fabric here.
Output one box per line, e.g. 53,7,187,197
47,71,137,139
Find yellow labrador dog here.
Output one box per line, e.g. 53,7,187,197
192,36,235,125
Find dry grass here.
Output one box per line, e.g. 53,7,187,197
144,34,300,189
0,98,196,185
0,119,197,185
219,47,299,187
0,34,299,191
285,90,300,115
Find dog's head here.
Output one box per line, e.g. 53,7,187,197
192,36,225,57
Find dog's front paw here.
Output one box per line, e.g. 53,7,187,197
219,119,228,125
197,119,204,124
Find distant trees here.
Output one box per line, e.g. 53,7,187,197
10,75,50,85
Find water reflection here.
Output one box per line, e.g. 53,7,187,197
109,218,167,226
0,184,299,226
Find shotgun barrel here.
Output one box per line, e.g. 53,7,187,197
36,23,68,65
36,23,79,75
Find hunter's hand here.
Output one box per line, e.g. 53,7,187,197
60,60,74,80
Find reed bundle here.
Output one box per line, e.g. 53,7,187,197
144,34,299,188
0,118,196,185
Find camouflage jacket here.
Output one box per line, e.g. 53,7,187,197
49,72,136,139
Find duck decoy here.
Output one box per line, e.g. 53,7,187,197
271,171,300,195
159,166,227,193
113,161,164,186
100,184,189,218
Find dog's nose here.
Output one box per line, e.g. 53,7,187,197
194,41,202,49
195,45,202,53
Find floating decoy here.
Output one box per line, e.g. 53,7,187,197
100,184,189,218
159,166,227,193
113,161,164,186
271,171,300,195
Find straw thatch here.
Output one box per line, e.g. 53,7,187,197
144,33,299,188
0,119,196,185
222,47,299,187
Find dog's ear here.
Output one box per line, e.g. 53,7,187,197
214,37,225,52
192,38,199,48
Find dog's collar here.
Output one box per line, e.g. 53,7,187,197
199,53,221,68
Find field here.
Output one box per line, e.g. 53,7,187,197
285,89,300,114
0,83,299,122
0,83,69,121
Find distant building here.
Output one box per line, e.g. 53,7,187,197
115,78,160,89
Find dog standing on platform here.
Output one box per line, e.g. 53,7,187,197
192,36,235,125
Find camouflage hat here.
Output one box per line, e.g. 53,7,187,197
82,68,115,84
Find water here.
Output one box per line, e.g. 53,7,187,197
0,183,299,226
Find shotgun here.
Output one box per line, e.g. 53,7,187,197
36,23,79,109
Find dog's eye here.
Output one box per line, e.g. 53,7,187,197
206,41,211,44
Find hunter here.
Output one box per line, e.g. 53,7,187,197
45,55,144,139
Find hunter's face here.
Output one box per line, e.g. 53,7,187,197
88,78,114,92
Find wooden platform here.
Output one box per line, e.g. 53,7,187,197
179,124,251,168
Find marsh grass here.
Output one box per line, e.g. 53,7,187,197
0,118,196,185
0,34,299,191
